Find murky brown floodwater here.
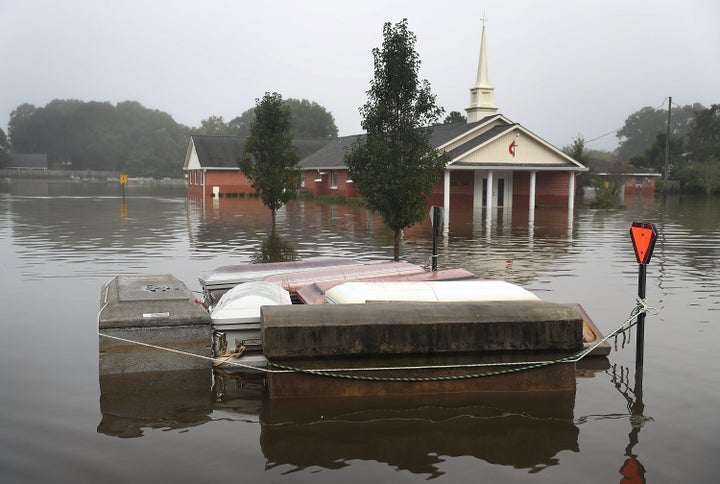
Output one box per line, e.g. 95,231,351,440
1,180,718,482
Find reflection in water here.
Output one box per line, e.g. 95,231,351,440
260,392,578,477
252,230,298,263
98,370,579,478
97,369,213,438
610,364,649,484
119,201,128,225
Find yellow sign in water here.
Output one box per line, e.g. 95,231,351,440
120,174,128,185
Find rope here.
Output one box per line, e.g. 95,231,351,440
97,331,277,372
97,286,656,381
97,277,276,373
213,345,246,367
266,298,657,382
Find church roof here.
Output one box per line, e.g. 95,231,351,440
189,135,330,169
299,117,503,170
187,114,586,173
299,135,361,169
444,123,516,159
191,135,245,169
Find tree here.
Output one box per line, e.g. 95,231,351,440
228,109,256,138
228,98,338,139
238,92,302,226
196,115,232,135
562,135,592,193
345,19,448,261
617,103,703,160
8,103,38,151
443,111,466,124
6,99,188,176
285,98,338,138
0,127,9,168
684,104,720,195
630,133,684,173
562,135,591,166
589,164,624,209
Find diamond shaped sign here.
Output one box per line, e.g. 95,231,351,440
630,222,658,265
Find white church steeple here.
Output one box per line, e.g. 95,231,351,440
465,16,498,122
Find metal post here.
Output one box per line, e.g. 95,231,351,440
663,96,671,191
431,207,442,271
636,263,647,368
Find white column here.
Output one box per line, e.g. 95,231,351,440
443,170,451,235
486,170,494,227
568,171,575,213
529,170,536,222
473,171,483,209
443,170,450,214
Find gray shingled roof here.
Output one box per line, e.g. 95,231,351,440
446,124,516,159
191,135,331,169
298,135,363,169
427,119,488,146
190,114,585,172
192,135,245,168
299,118,499,170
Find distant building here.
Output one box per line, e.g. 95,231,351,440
8,153,48,171
589,159,660,201
183,22,587,216
183,135,330,199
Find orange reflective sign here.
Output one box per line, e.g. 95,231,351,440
120,174,128,185
630,222,658,265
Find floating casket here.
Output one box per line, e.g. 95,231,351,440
199,257,360,307
210,281,292,353
323,280,540,304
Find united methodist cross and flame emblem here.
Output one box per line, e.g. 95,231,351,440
508,133,520,157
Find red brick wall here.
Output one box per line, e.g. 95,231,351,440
429,170,572,207
205,170,254,196
535,172,570,206
303,169,359,199
190,167,575,205
512,172,530,206
624,175,656,195
185,169,255,197
430,171,472,199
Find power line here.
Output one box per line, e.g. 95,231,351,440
585,98,672,145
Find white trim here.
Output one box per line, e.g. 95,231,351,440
447,124,588,171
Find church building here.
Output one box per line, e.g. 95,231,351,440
183,23,587,218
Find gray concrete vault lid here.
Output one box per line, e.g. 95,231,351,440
118,274,190,302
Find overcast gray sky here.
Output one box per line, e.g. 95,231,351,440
1,0,718,151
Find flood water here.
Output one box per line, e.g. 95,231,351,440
1,180,718,483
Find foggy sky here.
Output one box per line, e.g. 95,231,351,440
1,0,718,151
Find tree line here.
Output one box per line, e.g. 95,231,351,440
1,98,338,177
1,85,715,195
565,102,720,196
5,100,187,177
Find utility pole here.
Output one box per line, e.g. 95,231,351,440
663,96,672,191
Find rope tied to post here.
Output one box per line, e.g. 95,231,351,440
98,297,657,380
266,298,658,382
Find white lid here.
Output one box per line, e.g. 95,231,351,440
211,281,291,324
325,280,539,304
